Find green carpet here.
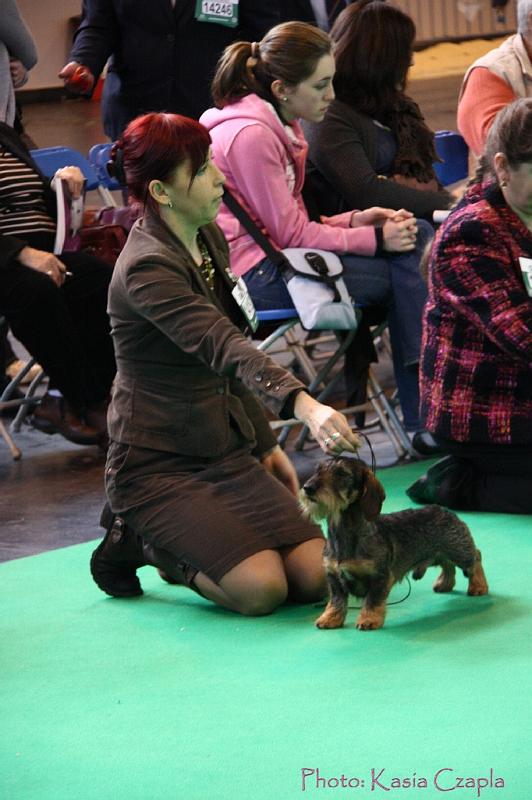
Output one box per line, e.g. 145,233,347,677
1,460,530,800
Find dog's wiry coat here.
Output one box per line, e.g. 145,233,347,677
300,457,489,630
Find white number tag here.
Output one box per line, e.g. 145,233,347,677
195,0,239,27
232,278,258,332
519,257,532,297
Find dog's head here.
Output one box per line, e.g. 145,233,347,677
299,457,385,523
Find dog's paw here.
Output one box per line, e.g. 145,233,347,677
467,576,489,595
467,562,489,596
315,608,345,629
355,610,384,630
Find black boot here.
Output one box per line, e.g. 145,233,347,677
91,504,196,597
90,505,146,597
406,456,476,509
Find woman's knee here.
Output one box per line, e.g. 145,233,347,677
233,576,288,616
282,539,327,603
220,556,289,616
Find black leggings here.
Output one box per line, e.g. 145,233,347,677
0,250,115,408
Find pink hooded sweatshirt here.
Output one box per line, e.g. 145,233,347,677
200,94,377,277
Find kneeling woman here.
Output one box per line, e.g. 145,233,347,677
91,112,359,616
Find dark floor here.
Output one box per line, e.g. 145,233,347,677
0,75,458,563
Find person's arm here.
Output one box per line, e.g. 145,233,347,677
125,256,360,452
457,68,516,158
433,218,532,367
0,0,37,69
61,0,119,86
224,124,377,255
307,108,450,220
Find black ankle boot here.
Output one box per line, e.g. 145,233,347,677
406,456,476,509
90,508,147,597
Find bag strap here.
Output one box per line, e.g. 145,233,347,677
222,189,288,270
222,189,341,292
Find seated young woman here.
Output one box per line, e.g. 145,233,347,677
0,120,115,445
200,21,433,438
304,0,452,222
90,112,360,617
408,99,532,514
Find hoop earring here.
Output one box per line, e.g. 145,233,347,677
500,179,508,188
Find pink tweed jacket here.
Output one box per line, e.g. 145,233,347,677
420,182,532,445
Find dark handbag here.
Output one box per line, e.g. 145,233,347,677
79,224,128,267
54,180,131,267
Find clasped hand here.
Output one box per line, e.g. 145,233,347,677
350,207,418,252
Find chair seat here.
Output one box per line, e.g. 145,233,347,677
256,308,298,323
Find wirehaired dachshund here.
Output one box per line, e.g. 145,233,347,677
300,457,489,631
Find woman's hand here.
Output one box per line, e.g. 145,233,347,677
350,207,398,227
17,247,67,287
293,393,361,455
53,166,85,199
261,445,300,496
382,216,418,252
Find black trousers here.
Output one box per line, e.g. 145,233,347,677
435,437,532,515
0,250,116,409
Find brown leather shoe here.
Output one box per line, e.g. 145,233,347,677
31,393,100,445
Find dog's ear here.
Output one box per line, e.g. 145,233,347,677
360,471,385,521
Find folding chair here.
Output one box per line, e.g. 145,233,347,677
0,318,46,460
30,145,116,207
88,142,126,206
255,309,415,459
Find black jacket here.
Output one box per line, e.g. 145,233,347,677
70,0,280,138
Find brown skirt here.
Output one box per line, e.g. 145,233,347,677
105,439,323,583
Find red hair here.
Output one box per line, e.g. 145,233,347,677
112,113,211,211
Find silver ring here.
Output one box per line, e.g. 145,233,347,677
331,432,340,441
46,270,53,275
324,437,331,447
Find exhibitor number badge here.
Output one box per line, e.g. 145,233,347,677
195,0,239,27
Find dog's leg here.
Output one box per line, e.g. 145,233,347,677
465,549,489,596
356,576,393,631
315,573,348,629
433,560,456,593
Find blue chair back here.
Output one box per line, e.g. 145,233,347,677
88,142,124,191
30,146,100,191
433,130,469,186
